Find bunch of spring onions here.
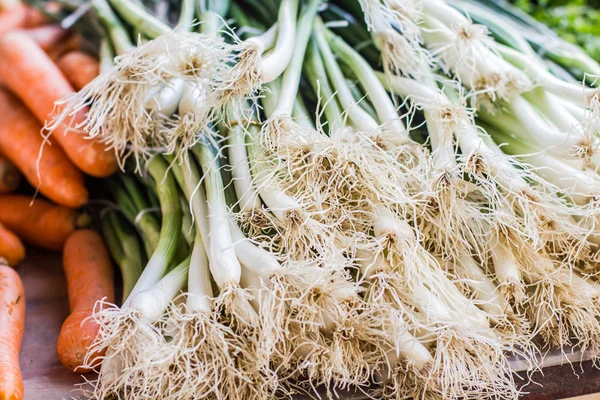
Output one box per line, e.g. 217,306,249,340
45,0,600,398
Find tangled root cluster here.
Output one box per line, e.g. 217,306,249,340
47,32,237,169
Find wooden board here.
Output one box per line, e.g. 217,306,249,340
15,249,600,399
19,249,85,400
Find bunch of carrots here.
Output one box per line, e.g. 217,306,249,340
0,1,118,399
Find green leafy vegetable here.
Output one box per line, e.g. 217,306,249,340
510,0,600,60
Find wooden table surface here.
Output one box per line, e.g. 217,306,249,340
16,249,600,400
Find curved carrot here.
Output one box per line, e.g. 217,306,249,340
0,195,90,251
0,155,20,194
20,25,68,52
0,32,118,178
0,89,88,208
0,263,25,400
0,4,27,35
0,223,24,267
57,51,99,91
57,230,114,373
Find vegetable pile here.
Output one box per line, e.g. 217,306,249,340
3,0,600,399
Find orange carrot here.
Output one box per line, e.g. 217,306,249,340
57,230,114,373
47,32,83,61
0,4,27,35
0,263,25,400
0,89,88,208
0,155,20,194
57,51,99,91
0,32,118,178
23,3,60,28
0,223,24,267
0,195,90,251
23,6,49,27
20,25,68,52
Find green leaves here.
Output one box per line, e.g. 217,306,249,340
511,0,600,60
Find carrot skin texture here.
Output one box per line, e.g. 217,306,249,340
0,4,27,35
57,230,115,372
57,51,99,91
0,224,24,267
0,155,20,194
0,32,118,177
0,195,86,251
62,230,115,310
56,310,103,373
0,264,25,400
0,89,88,208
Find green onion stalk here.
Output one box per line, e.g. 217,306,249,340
124,148,271,400
84,156,183,399
341,0,600,361
43,0,600,398
380,72,589,286
349,0,600,167
339,0,598,269
450,0,600,82
249,0,347,262
227,1,389,390
353,0,430,79
47,0,229,168
306,25,529,399
444,3,600,359
361,0,599,332
47,0,319,169
100,209,144,303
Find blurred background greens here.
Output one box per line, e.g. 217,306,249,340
510,0,600,60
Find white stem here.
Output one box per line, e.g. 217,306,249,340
373,203,415,244
524,90,580,133
457,255,512,318
228,124,262,213
426,110,456,169
129,258,190,323
490,240,522,291
415,282,454,322
314,27,379,132
522,152,598,205
181,158,210,255
145,78,185,117
245,23,278,55
186,234,213,315
387,329,433,372
195,145,242,287
260,0,299,83
508,96,583,153
554,94,589,122
259,186,301,221
498,45,599,108
382,73,441,103
249,147,302,221
325,26,406,134
178,81,207,115
422,0,468,28
239,265,263,313
230,219,281,280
